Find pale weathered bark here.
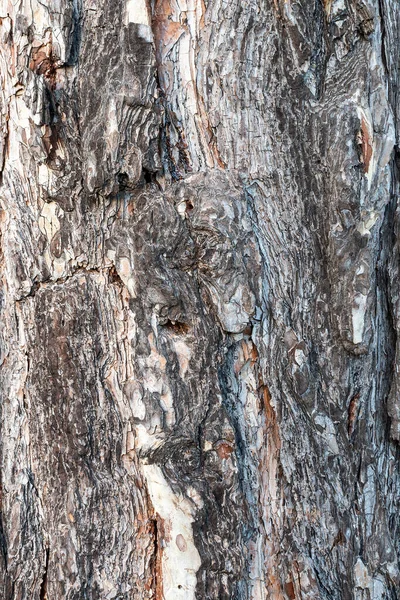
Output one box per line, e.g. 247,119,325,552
0,0,399,598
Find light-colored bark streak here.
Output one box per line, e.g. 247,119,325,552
142,463,201,600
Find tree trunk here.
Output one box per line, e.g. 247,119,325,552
0,0,399,598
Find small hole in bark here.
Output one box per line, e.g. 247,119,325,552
108,266,124,287
163,320,189,334
142,167,155,184
118,172,129,190
178,585,182,589
243,324,253,336
186,200,194,211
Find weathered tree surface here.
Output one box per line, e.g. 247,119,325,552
0,0,399,598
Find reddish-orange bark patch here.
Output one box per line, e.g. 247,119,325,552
262,384,281,451
348,392,360,436
361,117,373,173
152,514,165,599
323,0,332,16
29,43,59,89
285,580,296,600
234,339,259,374
215,441,234,460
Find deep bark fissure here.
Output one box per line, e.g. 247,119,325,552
39,547,49,600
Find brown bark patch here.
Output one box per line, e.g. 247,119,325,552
42,123,60,162
348,392,360,436
151,515,165,599
285,580,296,600
262,385,281,451
323,0,332,16
234,339,259,374
215,441,234,460
29,43,59,89
360,117,373,173
163,319,189,334
152,0,185,68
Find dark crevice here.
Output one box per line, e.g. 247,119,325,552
376,145,399,440
161,320,189,334
377,0,389,76
159,107,192,181
217,343,257,535
16,265,125,301
142,167,156,185
108,266,124,287
150,515,163,599
117,172,130,191
66,0,82,66
40,546,49,600
0,509,7,569
0,103,10,185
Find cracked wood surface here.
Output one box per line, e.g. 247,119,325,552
0,0,400,598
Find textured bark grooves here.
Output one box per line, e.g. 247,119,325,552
0,0,400,598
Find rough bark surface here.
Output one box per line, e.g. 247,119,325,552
0,0,399,598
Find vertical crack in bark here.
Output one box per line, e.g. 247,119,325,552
377,0,389,76
151,515,164,600
382,170,399,439
39,547,49,600
0,479,7,571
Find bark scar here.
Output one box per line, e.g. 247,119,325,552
348,392,360,437
152,515,164,600
360,117,373,173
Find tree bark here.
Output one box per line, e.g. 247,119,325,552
0,0,399,598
